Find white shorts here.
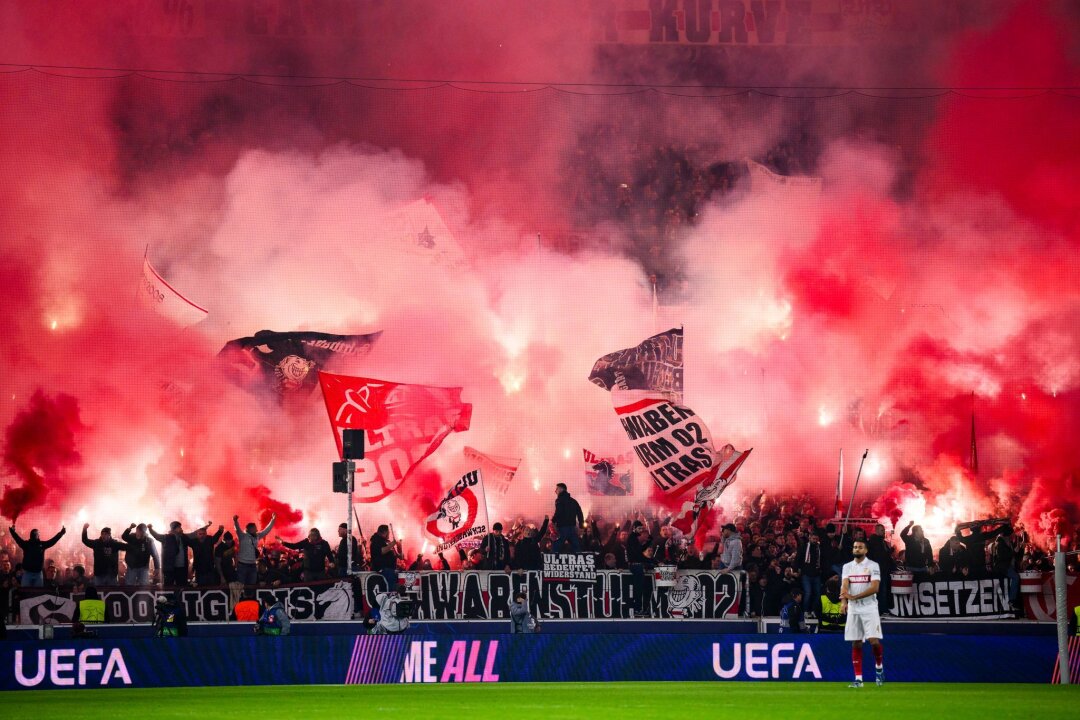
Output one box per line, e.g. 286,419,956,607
844,610,883,642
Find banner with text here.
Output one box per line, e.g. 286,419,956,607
889,576,1013,619
14,569,741,623
424,469,491,553
318,371,472,502
139,257,208,327
1,633,1059,691
543,553,598,582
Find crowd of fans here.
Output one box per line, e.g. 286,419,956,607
2,484,1077,626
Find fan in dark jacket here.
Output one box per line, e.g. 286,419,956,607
512,518,549,571
479,523,512,571
82,524,130,586
279,529,334,582
552,483,584,553
899,522,933,576
10,524,65,587
191,524,225,586
120,524,160,586
149,521,203,588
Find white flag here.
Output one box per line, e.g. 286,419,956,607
139,258,208,327
423,469,491,553
746,160,823,199
463,446,520,496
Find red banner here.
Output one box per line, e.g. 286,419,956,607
318,372,472,502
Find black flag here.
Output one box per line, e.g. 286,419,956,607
588,327,683,403
218,330,380,394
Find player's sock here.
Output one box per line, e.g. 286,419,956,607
872,642,884,670
852,645,863,681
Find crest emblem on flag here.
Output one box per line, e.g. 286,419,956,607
424,470,490,553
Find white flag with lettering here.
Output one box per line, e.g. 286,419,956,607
139,258,208,327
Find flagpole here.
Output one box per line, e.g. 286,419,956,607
346,457,355,579
133,243,149,307
840,449,868,541
835,448,844,519
651,275,658,334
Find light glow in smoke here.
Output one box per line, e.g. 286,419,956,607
864,455,882,477
817,406,834,427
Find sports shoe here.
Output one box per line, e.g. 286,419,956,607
875,668,884,686
848,681,863,688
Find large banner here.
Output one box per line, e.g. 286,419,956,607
592,329,749,538
888,576,1013,619
14,569,740,623
612,389,751,536
0,633,1060,690
318,372,472,502
424,470,491,553
218,329,380,394
19,581,357,625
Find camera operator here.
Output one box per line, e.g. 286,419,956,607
371,590,412,635
510,592,538,633
153,592,187,638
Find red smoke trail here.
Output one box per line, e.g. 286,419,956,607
871,483,922,530
247,485,303,540
1,391,84,521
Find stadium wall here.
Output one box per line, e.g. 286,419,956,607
0,633,1060,690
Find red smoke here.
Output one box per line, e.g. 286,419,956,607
871,483,922,530
1,391,84,521
933,0,1080,238
408,467,448,519
247,485,303,540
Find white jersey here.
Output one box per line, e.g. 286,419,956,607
842,558,881,614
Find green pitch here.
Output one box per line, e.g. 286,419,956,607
4,682,1077,719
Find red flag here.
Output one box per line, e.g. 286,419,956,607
318,371,472,503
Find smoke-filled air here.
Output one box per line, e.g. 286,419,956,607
0,0,1077,559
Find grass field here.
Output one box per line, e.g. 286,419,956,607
4,682,1078,719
